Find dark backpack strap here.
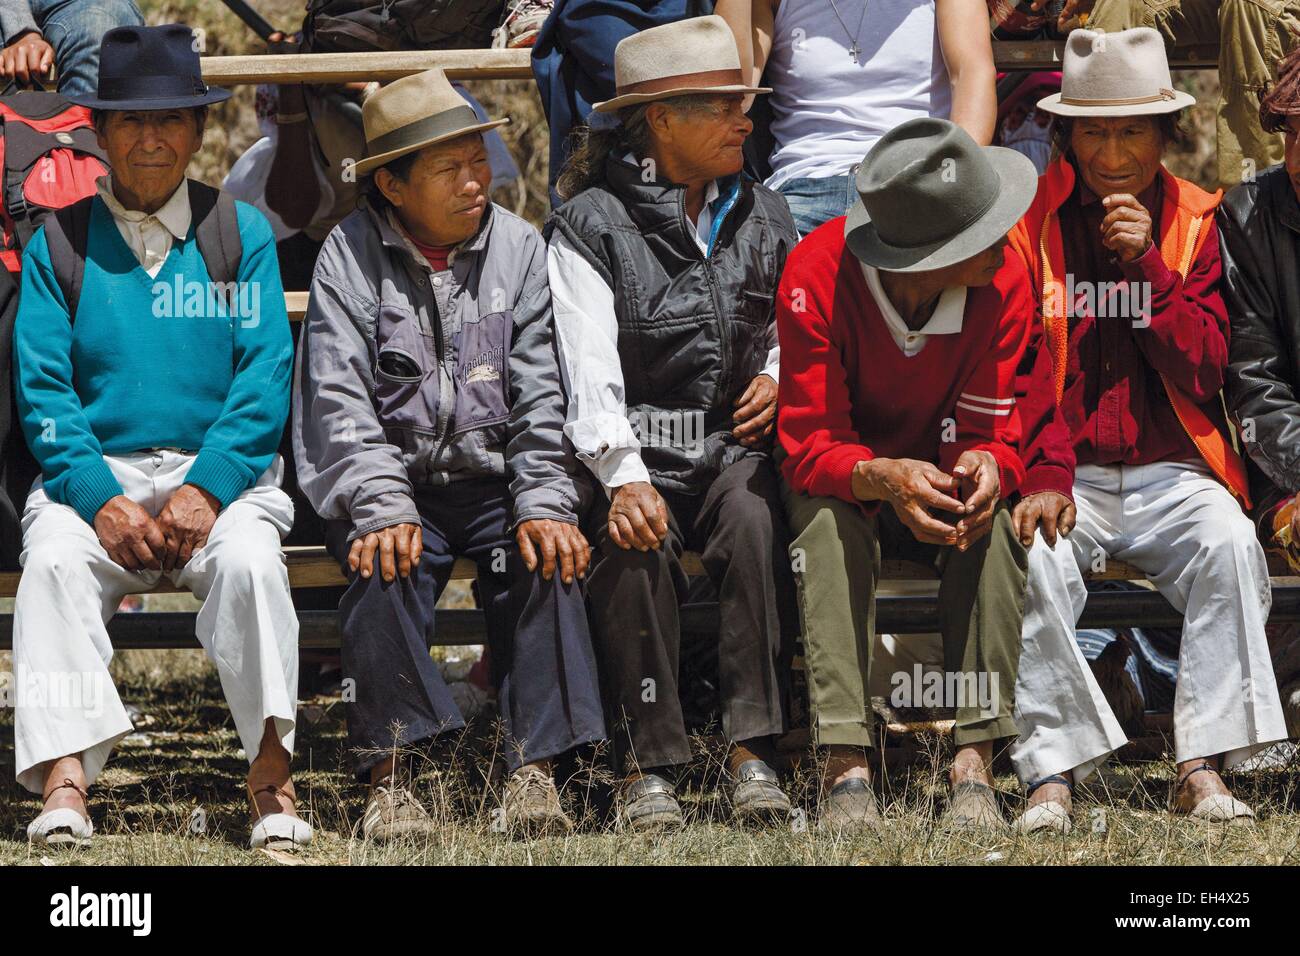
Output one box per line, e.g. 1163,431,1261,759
187,179,242,304
43,195,93,321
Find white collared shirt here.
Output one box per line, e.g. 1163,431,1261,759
95,174,192,278
860,261,967,356
549,174,781,495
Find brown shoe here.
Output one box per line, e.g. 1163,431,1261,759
362,782,438,843
817,776,881,834
503,765,573,836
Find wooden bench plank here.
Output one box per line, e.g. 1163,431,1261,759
0,547,1254,598
195,44,1216,89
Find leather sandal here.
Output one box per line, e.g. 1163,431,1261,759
1170,761,1255,825
28,779,93,848
248,783,314,851
1012,773,1073,835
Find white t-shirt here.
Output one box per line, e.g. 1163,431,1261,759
764,0,952,189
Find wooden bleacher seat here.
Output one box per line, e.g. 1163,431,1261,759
195,43,1219,88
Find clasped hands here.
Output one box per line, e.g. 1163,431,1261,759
94,484,221,572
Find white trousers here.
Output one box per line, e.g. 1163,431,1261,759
1011,460,1288,787
13,451,299,795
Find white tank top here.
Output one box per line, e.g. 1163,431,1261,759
765,0,952,189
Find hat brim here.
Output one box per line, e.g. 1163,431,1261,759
66,87,232,110
1034,89,1196,117
349,117,511,177
844,146,1040,273
593,84,771,113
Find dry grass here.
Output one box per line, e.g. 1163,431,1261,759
2,659,1299,865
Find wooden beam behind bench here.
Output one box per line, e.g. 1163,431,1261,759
197,43,1217,88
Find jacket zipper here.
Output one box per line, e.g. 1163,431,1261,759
685,179,741,411
426,259,454,484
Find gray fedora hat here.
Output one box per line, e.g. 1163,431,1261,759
844,117,1038,273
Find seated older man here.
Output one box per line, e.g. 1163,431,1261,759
548,15,799,830
1007,28,1288,828
12,25,306,850
778,117,1038,833
293,68,605,840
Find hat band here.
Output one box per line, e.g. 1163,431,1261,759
617,68,744,99
367,105,482,158
1058,88,1177,107
97,74,209,102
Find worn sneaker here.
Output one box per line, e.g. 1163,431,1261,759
618,773,685,832
503,765,573,836
361,782,438,843
730,759,791,825
491,0,552,49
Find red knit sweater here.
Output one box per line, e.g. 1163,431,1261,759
776,218,1033,506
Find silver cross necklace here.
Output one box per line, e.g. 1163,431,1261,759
828,0,869,63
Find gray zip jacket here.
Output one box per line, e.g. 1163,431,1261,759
292,201,583,540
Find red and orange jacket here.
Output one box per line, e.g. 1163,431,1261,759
1008,155,1250,507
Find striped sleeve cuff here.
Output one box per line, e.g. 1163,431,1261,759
65,460,126,525
186,449,254,509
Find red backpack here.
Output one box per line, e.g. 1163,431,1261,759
0,91,107,273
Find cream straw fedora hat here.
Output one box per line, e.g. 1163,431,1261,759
347,68,509,178
592,15,769,113
1036,27,1195,117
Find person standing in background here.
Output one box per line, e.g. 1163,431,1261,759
719,0,997,235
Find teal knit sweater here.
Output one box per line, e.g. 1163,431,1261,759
14,192,293,523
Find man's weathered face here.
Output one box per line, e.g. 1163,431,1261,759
377,133,492,247
648,93,752,182
96,109,203,210
1284,115,1300,202
926,236,1009,289
1070,115,1164,199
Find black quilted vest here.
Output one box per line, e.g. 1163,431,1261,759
547,155,795,494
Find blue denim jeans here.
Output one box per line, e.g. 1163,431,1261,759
29,0,143,95
776,173,859,238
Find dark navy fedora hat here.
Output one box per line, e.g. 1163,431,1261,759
67,24,231,111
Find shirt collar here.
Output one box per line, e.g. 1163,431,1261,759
96,174,191,241
860,261,967,354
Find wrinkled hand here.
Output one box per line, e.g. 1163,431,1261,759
94,495,166,571
850,458,965,546
349,522,422,582
951,450,1001,550
155,484,221,571
608,481,669,551
517,519,590,584
1100,193,1153,263
0,33,54,86
733,373,777,447
1013,491,1077,549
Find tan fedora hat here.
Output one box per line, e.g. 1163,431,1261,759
1037,27,1195,117
592,15,770,113
347,68,509,178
